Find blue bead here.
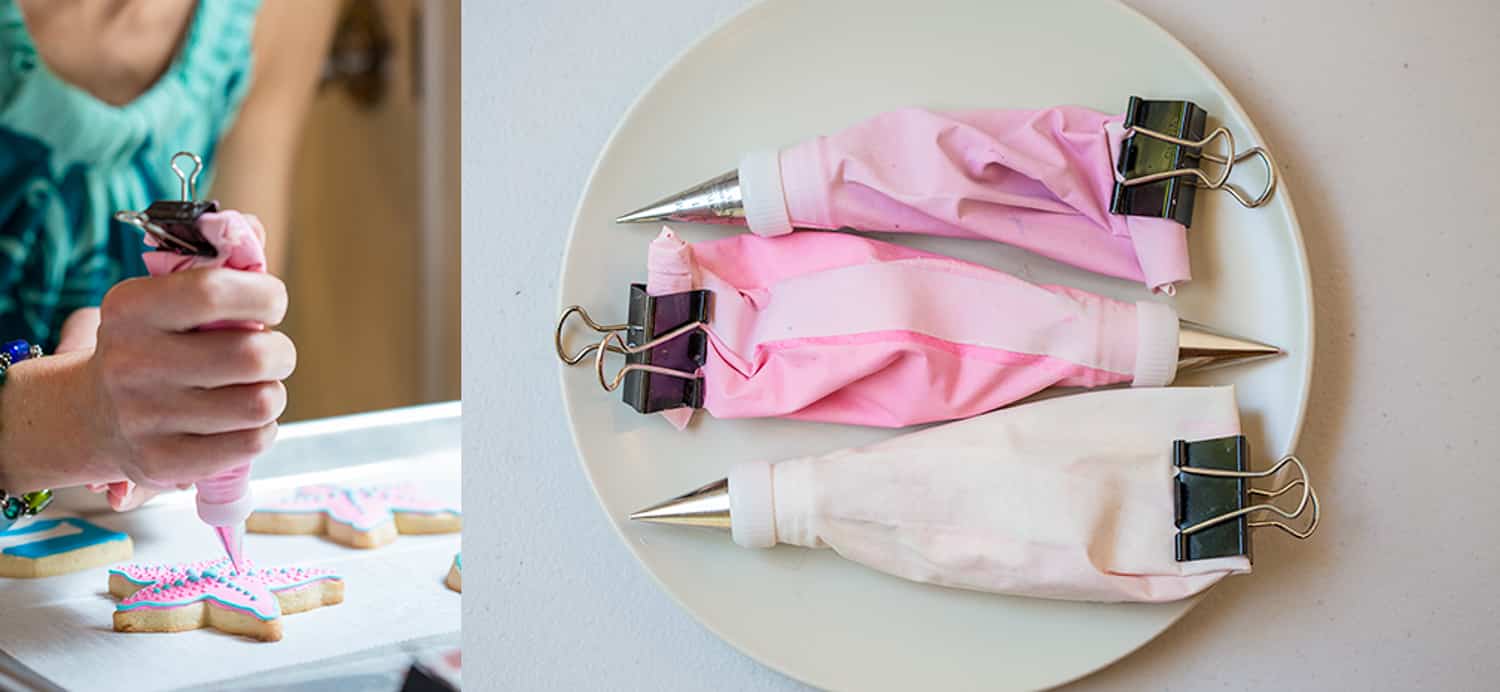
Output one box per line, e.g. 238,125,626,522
2,340,29,363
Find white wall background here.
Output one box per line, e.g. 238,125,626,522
463,1,1500,689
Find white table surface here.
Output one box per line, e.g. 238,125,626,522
461,1,1500,689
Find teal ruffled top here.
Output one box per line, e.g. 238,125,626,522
0,0,259,349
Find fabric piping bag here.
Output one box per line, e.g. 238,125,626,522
639,227,1197,429
624,106,1195,293
632,385,1325,603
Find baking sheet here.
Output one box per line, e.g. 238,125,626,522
0,451,460,692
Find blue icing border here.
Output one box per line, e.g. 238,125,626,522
117,594,282,621
0,517,128,559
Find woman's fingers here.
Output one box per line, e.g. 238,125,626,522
55,307,102,353
110,484,157,512
103,329,297,389
101,268,289,331
127,423,279,489
171,382,288,435
91,269,293,493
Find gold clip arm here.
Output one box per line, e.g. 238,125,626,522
555,305,627,365
592,324,705,392
1118,126,1279,209
1177,454,1320,540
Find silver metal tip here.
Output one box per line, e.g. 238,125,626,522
615,170,747,227
615,203,679,225
628,477,732,529
1177,320,1284,373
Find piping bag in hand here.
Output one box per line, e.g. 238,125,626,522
142,210,269,572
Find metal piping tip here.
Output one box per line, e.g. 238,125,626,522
629,477,732,529
1177,319,1283,373
616,170,748,226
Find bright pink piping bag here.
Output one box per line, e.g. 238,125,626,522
101,213,269,511
647,227,1179,428
737,106,1188,294
98,214,270,507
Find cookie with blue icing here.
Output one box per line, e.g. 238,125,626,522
0,517,133,578
248,484,461,549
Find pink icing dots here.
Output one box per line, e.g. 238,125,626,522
256,483,458,532
113,558,340,621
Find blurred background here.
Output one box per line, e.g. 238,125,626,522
282,0,460,421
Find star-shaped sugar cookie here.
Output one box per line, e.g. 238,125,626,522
109,558,343,642
248,484,461,549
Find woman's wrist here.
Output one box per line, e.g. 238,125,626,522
0,350,117,493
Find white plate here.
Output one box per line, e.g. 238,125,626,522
557,0,1313,688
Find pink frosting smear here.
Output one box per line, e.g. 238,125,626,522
112,558,340,621
646,228,1163,428
768,106,1189,293
255,484,459,532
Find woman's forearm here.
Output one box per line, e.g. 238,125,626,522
210,0,339,276
0,352,117,493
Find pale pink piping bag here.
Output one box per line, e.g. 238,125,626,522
735,106,1188,293
723,386,1252,603
645,227,1179,429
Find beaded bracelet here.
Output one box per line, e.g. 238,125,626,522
0,338,43,386
0,338,50,531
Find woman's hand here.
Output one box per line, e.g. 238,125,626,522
55,307,154,509
55,307,100,354
85,267,295,491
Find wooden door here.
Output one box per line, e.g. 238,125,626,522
281,0,460,421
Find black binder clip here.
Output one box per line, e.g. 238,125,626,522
1173,435,1319,562
1110,96,1278,227
555,285,711,414
113,151,219,257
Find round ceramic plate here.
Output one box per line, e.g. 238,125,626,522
557,0,1313,688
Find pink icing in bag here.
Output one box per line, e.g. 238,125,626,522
620,98,1289,294
144,210,267,566
617,227,1186,429
98,212,271,508
748,106,1189,293
142,211,269,321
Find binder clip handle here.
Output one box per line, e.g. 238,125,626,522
1173,436,1320,562
555,305,627,365
112,151,220,257
592,323,705,393
1118,125,1278,209
1109,97,1279,226
170,151,204,202
555,285,711,414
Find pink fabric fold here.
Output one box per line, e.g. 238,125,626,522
647,228,1164,428
644,228,698,430
772,106,1190,293
142,211,268,327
